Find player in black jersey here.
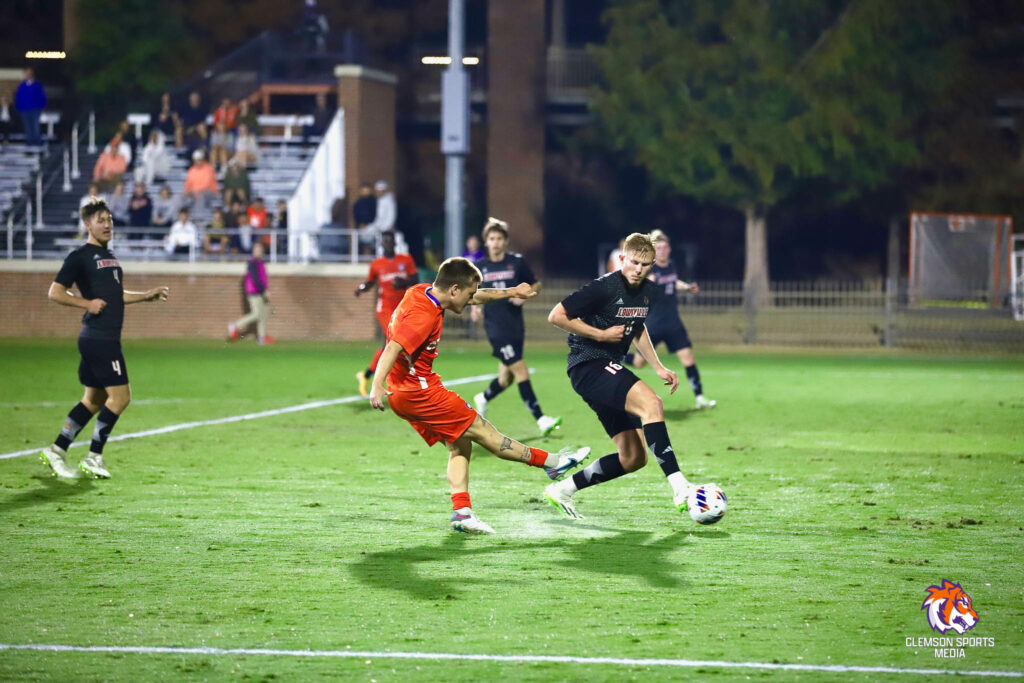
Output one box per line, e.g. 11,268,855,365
470,218,561,436
624,230,716,409
545,232,710,521
39,199,169,479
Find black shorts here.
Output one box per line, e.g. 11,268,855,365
568,359,642,438
648,321,692,353
489,336,525,365
78,336,129,388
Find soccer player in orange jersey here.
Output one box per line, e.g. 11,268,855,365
354,230,418,395
369,257,590,534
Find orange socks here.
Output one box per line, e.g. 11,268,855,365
451,492,471,510
528,447,548,468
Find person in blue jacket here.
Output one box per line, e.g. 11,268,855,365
15,68,46,149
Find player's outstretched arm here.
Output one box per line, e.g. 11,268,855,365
47,282,106,314
354,280,378,297
677,279,699,293
547,302,624,343
470,282,536,305
369,340,404,410
124,286,170,304
635,325,678,394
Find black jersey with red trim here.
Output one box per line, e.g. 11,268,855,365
474,252,537,340
647,260,684,329
54,243,125,339
560,271,656,371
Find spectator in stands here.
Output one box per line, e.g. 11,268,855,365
203,208,230,258
224,198,244,231
0,93,13,146
461,234,483,261
128,183,153,229
14,68,45,149
151,92,179,145
116,121,135,168
230,211,253,254
180,91,208,155
152,185,178,230
370,180,395,232
232,123,259,167
166,208,199,256
135,130,171,187
92,138,127,191
236,99,260,136
212,97,238,131
209,120,234,171
306,92,333,141
222,158,250,205
247,197,270,247
107,181,130,226
274,200,288,230
352,182,376,231
78,183,107,237
182,149,218,210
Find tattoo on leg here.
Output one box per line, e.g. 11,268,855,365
499,436,512,452
520,444,531,463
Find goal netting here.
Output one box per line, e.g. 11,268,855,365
909,212,1013,307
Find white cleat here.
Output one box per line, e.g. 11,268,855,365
473,392,488,418
40,446,78,479
450,508,495,534
537,414,562,436
545,482,584,520
79,452,111,479
695,394,717,410
673,485,694,514
544,446,589,481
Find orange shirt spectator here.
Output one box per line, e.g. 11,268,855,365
247,198,270,246
212,98,238,131
183,151,219,195
92,140,127,190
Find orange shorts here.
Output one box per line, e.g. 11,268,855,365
387,384,478,446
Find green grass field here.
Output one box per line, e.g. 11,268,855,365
1,338,1022,681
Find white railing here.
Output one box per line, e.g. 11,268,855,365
288,109,345,263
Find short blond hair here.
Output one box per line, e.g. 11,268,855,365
650,229,668,244
622,232,655,257
434,257,483,290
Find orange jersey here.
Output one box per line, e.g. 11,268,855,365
368,253,418,315
387,283,444,391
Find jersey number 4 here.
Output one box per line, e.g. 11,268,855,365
111,360,123,376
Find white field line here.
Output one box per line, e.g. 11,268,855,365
0,372,495,461
0,644,1020,677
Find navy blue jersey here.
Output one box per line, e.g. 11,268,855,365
474,252,537,341
54,243,125,340
560,271,656,371
647,260,684,329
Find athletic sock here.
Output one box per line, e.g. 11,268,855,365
363,367,373,379
570,453,627,491
643,421,681,476
623,353,636,366
527,447,551,468
89,407,120,455
451,492,471,510
517,380,544,420
685,364,703,396
55,402,95,451
483,377,506,401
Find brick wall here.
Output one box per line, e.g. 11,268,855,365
487,0,547,274
335,66,397,207
0,262,377,340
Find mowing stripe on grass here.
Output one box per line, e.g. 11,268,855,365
0,643,1020,677
0,372,495,460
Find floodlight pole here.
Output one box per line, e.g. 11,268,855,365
442,0,469,259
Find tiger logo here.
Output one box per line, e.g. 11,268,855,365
922,580,978,634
